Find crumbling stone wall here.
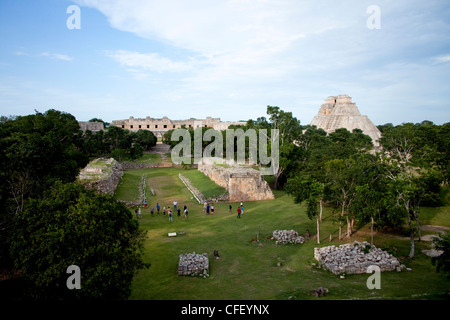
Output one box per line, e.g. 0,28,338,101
78,158,123,195
198,158,275,202
272,230,305,245
178,252,209,277
314,241,404,275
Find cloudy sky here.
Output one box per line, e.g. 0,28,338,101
0,0,449,125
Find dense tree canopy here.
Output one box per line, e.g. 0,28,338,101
10,181,148,299
0,109,153,300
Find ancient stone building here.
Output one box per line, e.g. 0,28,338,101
77,158,123,195
78,121,104,133
198,157,275,202
310,95,381,147
110,116,246,138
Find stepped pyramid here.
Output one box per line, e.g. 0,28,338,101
310,95,381,147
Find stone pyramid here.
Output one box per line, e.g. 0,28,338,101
310,95,381,147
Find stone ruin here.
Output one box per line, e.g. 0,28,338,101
178,252,210,277
78,121,104,133
314,241,405,275
310,95,382,147
272,230,305,245
77,158,123,195
198,157,275,202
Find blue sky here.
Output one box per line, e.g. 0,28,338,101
0,0,449,125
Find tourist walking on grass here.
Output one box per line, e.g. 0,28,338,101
206,203,210,215
163,207,166,216
184,208,189,220
211,205,214,215
156,203,160,214
138,207,142,219
229,204,232,213
150,207,154,217
237,206,241,218
177,208,181,217
144,198,147,208
168,207,173,221
173,201,177,210
135,208,139,218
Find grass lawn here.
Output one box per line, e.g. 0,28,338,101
116,167,450,300
180,169,227,200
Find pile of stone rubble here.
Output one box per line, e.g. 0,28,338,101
314,241,406,275
178,252,209,277
272,230,305,245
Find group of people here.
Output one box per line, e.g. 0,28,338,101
235,202,244,218
203,202,215,215
136,200,189,220
136,199,246,220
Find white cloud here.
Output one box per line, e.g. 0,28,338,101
40,52,73,61
105,50,200,73
432,54,450,64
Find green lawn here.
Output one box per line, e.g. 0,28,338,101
115,167,450,300
114,170,144,202
180,169,227,200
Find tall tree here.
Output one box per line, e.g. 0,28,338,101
265,105,302,189
9,181,149,299
285,175,324,243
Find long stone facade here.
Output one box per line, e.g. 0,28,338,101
310,95,382,147
198,157,275,202
110,116,246,138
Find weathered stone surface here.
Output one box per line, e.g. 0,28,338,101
78,121,104,133
198,157,275,202
310,95,382,147
178,252,209,277
314,241,402,275
272,230,305,245
78,158,123,195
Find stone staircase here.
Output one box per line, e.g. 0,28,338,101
149,143,171,154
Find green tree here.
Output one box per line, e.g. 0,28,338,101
351,184,382,246
285,175,324,243
431,232,450,279
324,153,379,239
265,105,302,189
134,129,157,151
9,181,148,299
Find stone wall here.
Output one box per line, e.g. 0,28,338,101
272,230,305,244
198,158,275,202
111,116,246,138
78,158,123,195
314,241,404,275
78,121,104,133
178,253,209,277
